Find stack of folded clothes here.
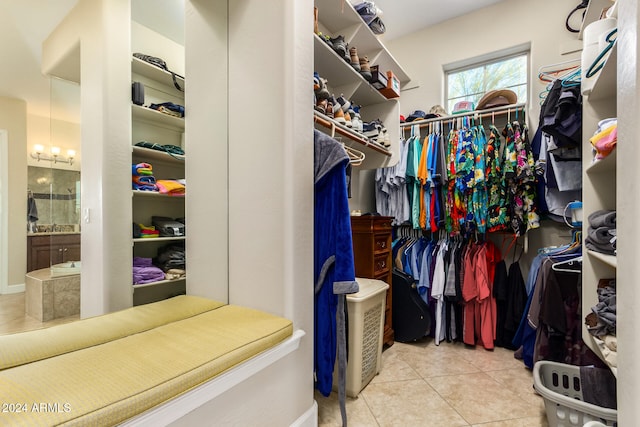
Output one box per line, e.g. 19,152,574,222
132,163,158,191
132,256,166,285
589,118,617,161
155,243,186,280
585,278,617,369
156,179,186,196
585,209,616,255
132,223,160,239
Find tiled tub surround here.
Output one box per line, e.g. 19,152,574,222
25,268,80,321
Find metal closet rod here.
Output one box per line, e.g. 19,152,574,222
400,103,527,128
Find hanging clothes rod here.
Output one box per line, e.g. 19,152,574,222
400,103,527,129
313,110,391,156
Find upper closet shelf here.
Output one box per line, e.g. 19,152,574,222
586,149,616,175
132,146,185,163
132,104,185,131
578,0,615,40
314,0,410,86
132,56,185,88
587,250,617,268
587,44,617,102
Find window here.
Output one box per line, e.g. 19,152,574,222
445,51,528,113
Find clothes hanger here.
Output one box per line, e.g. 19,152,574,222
551,255,582,273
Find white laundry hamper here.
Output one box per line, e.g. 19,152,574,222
334,277,388,397
533,361,617,427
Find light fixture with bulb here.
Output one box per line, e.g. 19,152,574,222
30,145,76,165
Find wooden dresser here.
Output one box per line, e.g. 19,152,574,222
350,215,394,346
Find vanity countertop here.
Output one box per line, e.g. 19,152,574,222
28,232,81,236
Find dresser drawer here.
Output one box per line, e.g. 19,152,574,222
373,252,391,275
373,233,391,253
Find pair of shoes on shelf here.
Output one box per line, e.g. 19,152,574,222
359,56,372,82
314,71,331,100
329,35,350,63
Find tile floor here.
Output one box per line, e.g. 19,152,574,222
2,293,549,426
317,339,550,427
0,292,78,335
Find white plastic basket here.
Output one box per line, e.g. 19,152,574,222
533,361,617,427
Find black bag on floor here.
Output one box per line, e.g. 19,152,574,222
392,268,431,342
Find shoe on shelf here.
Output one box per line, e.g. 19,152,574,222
362,121,380,138
314,98,328,115
332,98,346,125
330,35,350,62
335,94,351,113
314,76,331,100
359,56,372,82
313,71,321,91
326,99,334,119
348,108,360,132
349,46,361,71
344,111,352,128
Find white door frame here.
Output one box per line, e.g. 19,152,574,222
0,129,8,294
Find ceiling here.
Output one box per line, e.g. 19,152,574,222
2,0,507,123
370,0,508,40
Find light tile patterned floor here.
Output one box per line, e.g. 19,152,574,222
317,339,550,427
0,292,78,335
2,293,549,426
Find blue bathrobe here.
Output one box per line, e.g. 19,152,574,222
314,130,358,425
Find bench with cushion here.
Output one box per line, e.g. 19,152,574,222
0,295,293,426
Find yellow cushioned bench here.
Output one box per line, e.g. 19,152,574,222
0,295,293,426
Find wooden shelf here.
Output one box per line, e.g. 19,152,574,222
132,104,185,131
133,236,186,244
132,145,185,163
133,276,186,289
587,249,617,268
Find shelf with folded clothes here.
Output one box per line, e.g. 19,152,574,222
133,276,187,288
586,147,616,174
132,104,185,131
132,56,185,90
133,236,186,244
132,145,185,163
587,250,617,268
588,335,618,378
132,189,186,198
133,276,187,289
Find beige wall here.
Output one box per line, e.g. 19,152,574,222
0,96,28,291
387,0,582,127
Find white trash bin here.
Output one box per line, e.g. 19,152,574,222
334,277,389,397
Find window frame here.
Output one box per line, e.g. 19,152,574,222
443,45,530,113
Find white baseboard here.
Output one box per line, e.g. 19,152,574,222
1,283,25,295
290,401,318,427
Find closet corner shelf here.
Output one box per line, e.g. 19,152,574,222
132,190,185,199
578,0,614,40
133,276,186,289
586,250,617,268
132,146,185,163
586,149,616,175
587,45,617,102
587,335,618,378
132,56,185,89
132,104,185,131
314,110,391,157
133,236,186,244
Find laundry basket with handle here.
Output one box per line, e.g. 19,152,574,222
533,361,617,427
